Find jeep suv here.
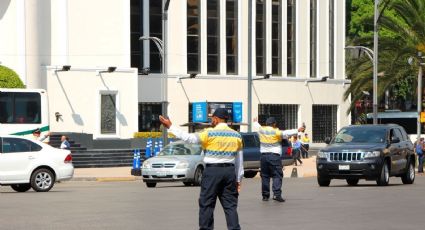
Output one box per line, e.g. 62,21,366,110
316,124,415,186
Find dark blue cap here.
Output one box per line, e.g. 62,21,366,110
266,117,276,125
212,108,229,119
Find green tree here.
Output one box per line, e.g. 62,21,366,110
0,65,25,88
345,0,422,116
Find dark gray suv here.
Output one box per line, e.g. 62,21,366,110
316,124,415,186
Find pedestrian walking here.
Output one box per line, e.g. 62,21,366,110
60,135,71,150
253,117,304,202
416,137,424,173
159,108,243,230
291,135,303,166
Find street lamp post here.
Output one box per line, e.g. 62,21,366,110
139,35,168,144
373,0,379,125
345,45,377,124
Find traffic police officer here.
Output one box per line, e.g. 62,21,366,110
254,117,304,202
159,108,243,230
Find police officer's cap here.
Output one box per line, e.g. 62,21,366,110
266,117,277,125
33,128,41,134
212,108,229,119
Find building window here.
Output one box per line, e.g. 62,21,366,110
130,0,163,73
329,0,334,79
271,0,282,76
187,0,201,73
287,0,296,76
310,0,317,78
130,0,144,73
139,103,162,132
207,0,220,74
100,94,117,134
312,105,337,143
226,0,238,75
256,0,265,75
149,0,163,73
258,104,298,130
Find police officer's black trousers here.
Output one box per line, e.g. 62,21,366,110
260,153,283,198
199,165,240,230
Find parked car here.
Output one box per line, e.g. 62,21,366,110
0,136,74,192
141,141,204,188
241,132,294,178
316,124,415,186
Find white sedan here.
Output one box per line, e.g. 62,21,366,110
0,135,74,192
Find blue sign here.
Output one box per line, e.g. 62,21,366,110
232,102,242,123
192,102,208,122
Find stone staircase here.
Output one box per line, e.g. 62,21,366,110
50,134,144,168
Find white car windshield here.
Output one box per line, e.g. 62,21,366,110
158,143,202,156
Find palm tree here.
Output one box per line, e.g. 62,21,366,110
345,0,425,120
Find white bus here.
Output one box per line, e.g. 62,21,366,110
0,88,49,137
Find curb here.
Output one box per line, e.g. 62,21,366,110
70,176,141,182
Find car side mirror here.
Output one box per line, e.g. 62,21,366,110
324,137,331,144
391,137,400,144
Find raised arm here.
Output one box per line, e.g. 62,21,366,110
159,115,200,144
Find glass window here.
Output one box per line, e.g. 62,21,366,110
312,105,338,143
226,0,238,74
187,0,200,73
242,134,259,148
272,0,281,76
258,104,298,130
149,0,163,73
100,94,117,134
139,103,162,132
0,92,41,124
287,0,296,76
130,0,144,73
2,138,42,153
207,0,220,74
256,0,265,75
310,0,317,78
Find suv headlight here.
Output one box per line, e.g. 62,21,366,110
364,151,381,158
142,161,151,169
317,151,328,159
176,161,189,169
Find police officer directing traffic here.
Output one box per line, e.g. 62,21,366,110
159,108,244,230
254,117,305,202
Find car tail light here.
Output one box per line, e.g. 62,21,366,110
64,154,72,163
286,147,292,156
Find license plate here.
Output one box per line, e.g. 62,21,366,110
157,171,168,177
339,165,350,170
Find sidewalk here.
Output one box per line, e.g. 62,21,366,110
72,156,318,182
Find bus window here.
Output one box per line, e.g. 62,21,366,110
0,92,41,124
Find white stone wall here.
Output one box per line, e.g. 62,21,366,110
46,67,138,139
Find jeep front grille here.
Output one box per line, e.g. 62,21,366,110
328,152,363,162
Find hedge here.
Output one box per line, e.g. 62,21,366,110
133,132,176,138
0,65,24,88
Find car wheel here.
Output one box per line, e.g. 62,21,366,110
401,160,415,184
317,175,331,187
193,167,203,186
11,184,31,192
376,162,390,186
30,168,55,192
243,170,258,178
146,182,157,188
183,182,193,186
346,178,359,186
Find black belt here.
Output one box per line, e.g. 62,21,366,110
262,153,280,156
206,163,235,167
